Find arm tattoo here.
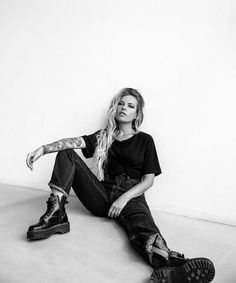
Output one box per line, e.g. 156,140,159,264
43,137,82,155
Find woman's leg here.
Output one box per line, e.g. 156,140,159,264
48,149,110,216
117,196,215,283
116,194,170,268
27,149,110,240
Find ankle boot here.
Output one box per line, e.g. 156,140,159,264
150,253,215,283
27,193,70,240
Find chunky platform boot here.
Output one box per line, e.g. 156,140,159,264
150,252,215,283
27,193,70,240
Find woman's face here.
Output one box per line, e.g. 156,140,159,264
115,95,138,124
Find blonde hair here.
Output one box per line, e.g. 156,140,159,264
94,88,145,180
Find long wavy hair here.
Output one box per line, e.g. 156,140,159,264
94,88,145,180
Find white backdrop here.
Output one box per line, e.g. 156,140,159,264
1,0,236,225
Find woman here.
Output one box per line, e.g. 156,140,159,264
26,88,215,283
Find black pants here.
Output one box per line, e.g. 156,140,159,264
48,149,168,267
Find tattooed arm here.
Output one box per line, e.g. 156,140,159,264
42,137,85,155
26,137,85,171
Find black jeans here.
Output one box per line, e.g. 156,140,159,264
48,149,168,267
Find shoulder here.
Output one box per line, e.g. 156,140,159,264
133,132,155,147
137,132,157,149
81,129,102,145
137,131,154,141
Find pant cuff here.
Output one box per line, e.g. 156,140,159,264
145,233,159,265
48,182,69,198
145,233,170,265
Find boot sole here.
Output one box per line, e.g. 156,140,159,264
27,222,70,240
150,257,215,283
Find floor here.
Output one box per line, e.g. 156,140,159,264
0,183,235,283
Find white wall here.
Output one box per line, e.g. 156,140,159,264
1,0,236,226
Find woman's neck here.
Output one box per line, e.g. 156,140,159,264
119,124,134,135
118,123,135,136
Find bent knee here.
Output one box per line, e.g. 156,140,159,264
56,148,75,157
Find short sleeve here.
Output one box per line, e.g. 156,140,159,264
141,135,162,177
81,130,100,158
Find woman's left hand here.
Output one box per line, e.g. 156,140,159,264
108,195,130,218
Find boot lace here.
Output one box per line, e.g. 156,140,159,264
40,195,58,222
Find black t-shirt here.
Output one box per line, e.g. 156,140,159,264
81,130,162,180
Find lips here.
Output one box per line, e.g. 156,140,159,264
119,111,126,116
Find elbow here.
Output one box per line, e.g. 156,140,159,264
142,174,155,188
149,178,154,188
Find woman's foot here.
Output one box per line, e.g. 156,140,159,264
27,193,70,240
150,257,215,283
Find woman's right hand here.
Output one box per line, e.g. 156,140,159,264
26,146,44,171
